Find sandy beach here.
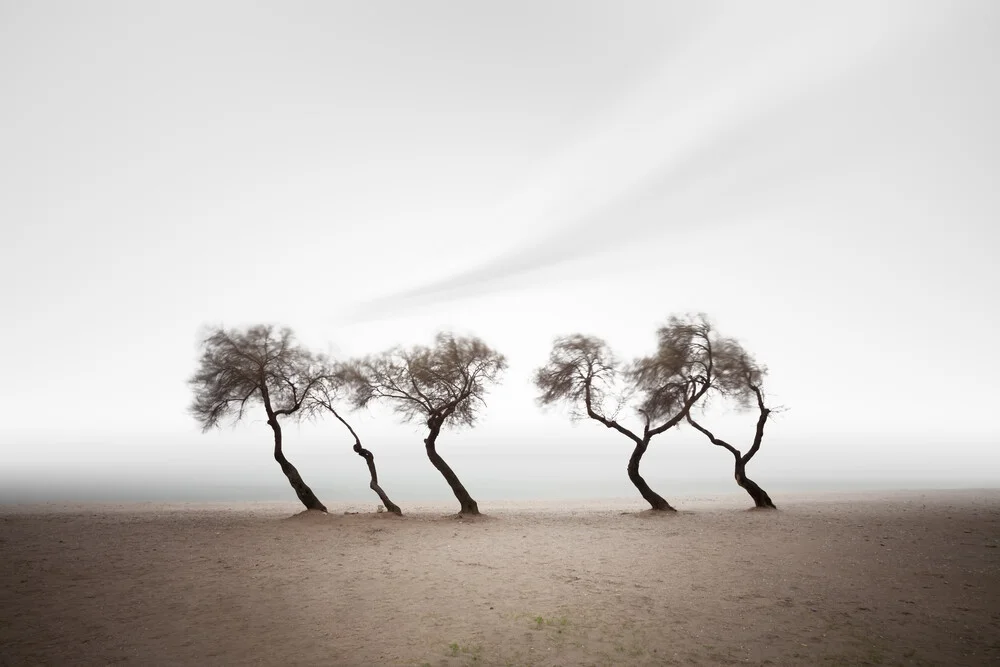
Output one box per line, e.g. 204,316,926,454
2,489,998,666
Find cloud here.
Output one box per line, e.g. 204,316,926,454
344,0,944,323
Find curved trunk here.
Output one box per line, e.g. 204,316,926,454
627,439,675,511
354,444,402,515
735,460,775,509
269,419,327,512
424,426,479,515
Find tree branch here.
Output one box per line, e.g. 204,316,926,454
646,380,709,437
686,414,741,459
742,383,771,464
584,377,642,444
322,403,362,448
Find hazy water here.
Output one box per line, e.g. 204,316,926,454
1,474,995,504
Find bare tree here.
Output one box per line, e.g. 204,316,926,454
188,325,327,512
305,365,402,515
685,345,777,509
534,314,726,511
341,333,507,516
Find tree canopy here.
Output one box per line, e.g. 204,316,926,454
535,313,730,440
189,325,322,430
341,332,507,429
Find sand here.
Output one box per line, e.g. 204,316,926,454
1,489,998,666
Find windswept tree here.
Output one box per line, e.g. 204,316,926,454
341,333,507,516
533,314,728,511
188,325,328,512
305,365,402,515
685,345,778,509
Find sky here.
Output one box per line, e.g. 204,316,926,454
1,0,998,504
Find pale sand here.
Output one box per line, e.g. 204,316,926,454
2,490,998,666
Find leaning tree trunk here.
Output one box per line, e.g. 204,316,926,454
354,443,402,515
735,459,775,509
424,426,479,515
268,418,327,512
627,439,675,511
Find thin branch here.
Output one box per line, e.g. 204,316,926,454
686,414,741,459
322,403,362,447
585,378,642,445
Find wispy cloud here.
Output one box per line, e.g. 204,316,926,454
344,1,940,323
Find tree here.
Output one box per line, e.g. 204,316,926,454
533,314,727,511
685,345,777,509
341,332,507,516
305,365,402,515
188,325,328,512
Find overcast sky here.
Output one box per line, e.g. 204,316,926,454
2,0,998,503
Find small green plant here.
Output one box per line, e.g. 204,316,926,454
444,642,483,661
532,614,570,630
